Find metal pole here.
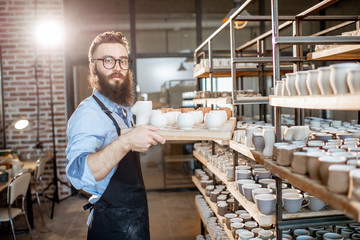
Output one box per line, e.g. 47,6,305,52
49,53,59,219
129,0,137,101
271,0,281,142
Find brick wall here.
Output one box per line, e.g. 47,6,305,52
0,0,70,199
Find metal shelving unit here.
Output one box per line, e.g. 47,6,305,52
269,0,360,238
192,0,360,238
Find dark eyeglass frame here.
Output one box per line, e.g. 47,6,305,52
92,56,132,70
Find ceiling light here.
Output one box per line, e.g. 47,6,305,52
177,62,186,71
222,0,249,29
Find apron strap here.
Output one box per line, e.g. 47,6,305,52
92,95,121,136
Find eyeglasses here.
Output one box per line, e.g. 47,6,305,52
92,56,132,70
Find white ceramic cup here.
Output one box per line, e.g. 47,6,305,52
254,193,276,215
204,111,224,130
282,193,310,213
327,164,355,194
149,110,167,128
176,112,194,130
242,183,262,202
304,193,326,211
318,156,347,185
165,111,179,126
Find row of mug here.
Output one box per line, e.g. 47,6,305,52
147,108,230,130
274,62,360,97
273,141,360,199
195,195,230,240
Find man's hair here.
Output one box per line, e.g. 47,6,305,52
88,31,130,63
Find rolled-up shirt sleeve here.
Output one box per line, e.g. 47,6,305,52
66,104,108,191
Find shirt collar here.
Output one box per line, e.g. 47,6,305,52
92,89,131,113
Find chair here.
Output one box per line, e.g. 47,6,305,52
31,156,50,226
0,172,34,240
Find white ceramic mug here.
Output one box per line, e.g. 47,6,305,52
254,193,276,215
282,193,310,213
304,193,326,211
327,164,355,194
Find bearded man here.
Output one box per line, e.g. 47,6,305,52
66,31,165,240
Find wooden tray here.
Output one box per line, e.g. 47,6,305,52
156,117,236,141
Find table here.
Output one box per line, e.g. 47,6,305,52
0,159,38,228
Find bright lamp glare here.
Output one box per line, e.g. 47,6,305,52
36,21,63,47
14,120,29,130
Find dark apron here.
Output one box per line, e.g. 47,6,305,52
87,95,149,240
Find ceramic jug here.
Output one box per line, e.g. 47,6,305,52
130,101,152,126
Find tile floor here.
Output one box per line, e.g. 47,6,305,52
1,190,201,240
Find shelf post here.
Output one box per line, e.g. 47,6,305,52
293,19,305,126
208,40,214,97
275,176,283,240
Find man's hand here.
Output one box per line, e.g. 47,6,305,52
122,125,166,152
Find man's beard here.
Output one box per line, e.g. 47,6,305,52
89,68,134,106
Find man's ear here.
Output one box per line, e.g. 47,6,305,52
89,63,96,75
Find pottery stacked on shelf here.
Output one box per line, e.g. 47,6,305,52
275,62,360,97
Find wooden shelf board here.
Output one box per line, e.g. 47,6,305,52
164,154,195,163
307,45,360,60
207,97,232,105
192,176,235,240
229,141,266,165
234,97,269,105
155,117,236,141
195,202,216,240
269,94,360,110
193,99,206,105
193,151,208,167
193,97,268,105
227,182,275,225
207,163,229,185
193,67,293,78
213,139,229,146
264,159,357,220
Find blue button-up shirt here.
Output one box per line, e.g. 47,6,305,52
66,89,133,221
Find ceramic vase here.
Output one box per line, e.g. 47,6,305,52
252,132,265,152
329,63,360,95
263,128,275,157
347,68,360,94
317,66,332,95
285,72,297,96
306,69,321,95
295,71,309,96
